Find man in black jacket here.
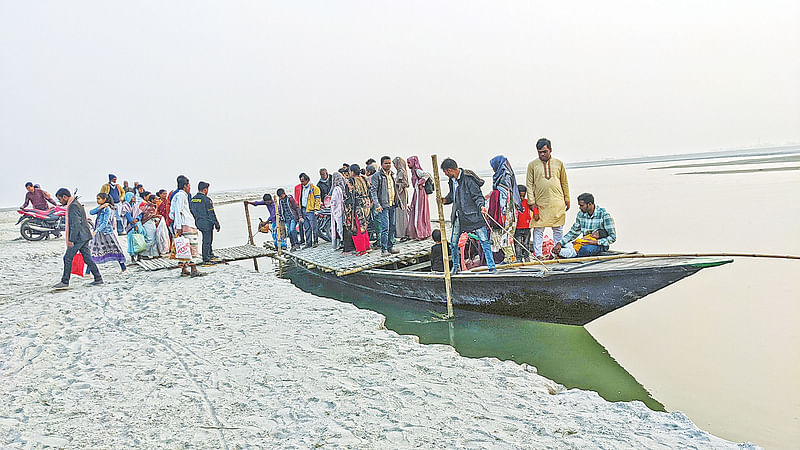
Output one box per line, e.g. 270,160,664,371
190,181,221,263
441,158,496,273
52,188,102,289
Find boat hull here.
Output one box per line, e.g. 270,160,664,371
285,258,728,325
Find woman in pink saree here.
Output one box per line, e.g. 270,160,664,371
405,156,432,239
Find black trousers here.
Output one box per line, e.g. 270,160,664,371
62,239,101,284
199,227,214,262
514,228,532,261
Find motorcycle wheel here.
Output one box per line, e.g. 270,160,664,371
20,219,46,241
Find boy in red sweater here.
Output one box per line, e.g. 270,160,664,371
514,185,537,262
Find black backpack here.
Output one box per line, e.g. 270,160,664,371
423,176,434,195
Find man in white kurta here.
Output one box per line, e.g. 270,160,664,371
525,138,570,258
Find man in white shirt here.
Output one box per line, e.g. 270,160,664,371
169,175,201,277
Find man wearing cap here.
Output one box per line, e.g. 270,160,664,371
101,174,126,235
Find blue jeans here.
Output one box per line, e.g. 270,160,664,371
303,211,317,246
577,244,605,257
284,218,299,247
114,205,124,234
377,206,396,251
270,220,287,249
450,220,495,272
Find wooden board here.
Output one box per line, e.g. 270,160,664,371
267,239,433,276
135,244,275,271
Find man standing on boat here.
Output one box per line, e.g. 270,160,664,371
370,156,401,255
553,193,616,257
441,158,496,273
298,173,322,249
526,138,570,259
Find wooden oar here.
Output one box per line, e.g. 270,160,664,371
431,154,455,319
470,252,800,272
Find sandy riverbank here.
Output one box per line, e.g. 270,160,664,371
0,211,748,448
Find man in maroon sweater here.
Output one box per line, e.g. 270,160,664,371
21,182,57,210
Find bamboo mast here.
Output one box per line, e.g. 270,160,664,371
243,201,259,271
274,193,282,258
431,154,454,319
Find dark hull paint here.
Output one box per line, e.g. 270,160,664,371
286,262,711,325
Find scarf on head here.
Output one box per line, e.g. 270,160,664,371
490,155,522,211
331,171,346,191
393,157,409,186
407,156,423,187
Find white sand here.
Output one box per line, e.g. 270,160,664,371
0,211,749,448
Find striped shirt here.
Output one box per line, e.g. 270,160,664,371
560,206,616,248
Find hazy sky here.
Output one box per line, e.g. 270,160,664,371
1,1,798,207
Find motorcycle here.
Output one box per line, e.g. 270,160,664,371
16,207,66,241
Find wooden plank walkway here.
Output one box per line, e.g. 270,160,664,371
135,244,275,271
269,239,433,276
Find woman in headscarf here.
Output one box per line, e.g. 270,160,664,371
88,192,127,272
405,156,432,239
118,192,137,233
489,155,522,263
344,164,372,255
393,157,410,241
137,193,162,259
329,171,346,251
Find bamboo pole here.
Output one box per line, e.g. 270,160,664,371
274,194,283,258
243,201,259,272
431,154,454,319
470,251,800,272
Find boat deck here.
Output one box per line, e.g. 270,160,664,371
271,239,433,276
135,244,275,271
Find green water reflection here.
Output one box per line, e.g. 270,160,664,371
284,265,664,411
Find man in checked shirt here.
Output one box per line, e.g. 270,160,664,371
552,192,617,258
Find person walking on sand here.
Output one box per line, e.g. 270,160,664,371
526,138,570,259
88,192,127,272
52,188,103,289
441,158,496,273
170,175,200,277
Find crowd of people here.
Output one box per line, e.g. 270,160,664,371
46,174,221,289
252,138,617,274
36,137,617,288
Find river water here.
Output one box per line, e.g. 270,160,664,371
209,154,799,448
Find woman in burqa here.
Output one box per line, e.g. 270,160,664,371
393,157,410,241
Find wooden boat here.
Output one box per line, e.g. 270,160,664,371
272,242,733,326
